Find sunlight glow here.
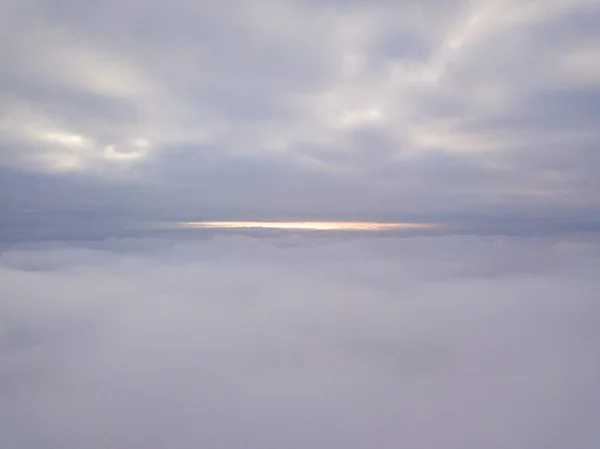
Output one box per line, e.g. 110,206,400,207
175,221,438,231
42,132,88,147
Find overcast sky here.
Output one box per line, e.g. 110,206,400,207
1,0,600,234
2,2,600,448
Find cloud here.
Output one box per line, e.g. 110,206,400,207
1,0,600,229
1,234,600,448
2,2,599,445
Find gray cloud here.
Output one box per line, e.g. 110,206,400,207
1,235,600,448
1,0,600,232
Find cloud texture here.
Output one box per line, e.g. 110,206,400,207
2,235,599,448
1,0,600,228
2,2,600,446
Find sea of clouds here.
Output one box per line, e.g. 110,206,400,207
2,234,599,448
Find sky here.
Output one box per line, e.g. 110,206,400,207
1,0,600,448
1,0,600,234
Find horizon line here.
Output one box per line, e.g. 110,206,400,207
170,221,441,231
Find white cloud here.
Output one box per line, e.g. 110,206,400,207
1,234,599,448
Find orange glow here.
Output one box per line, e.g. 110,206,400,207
174,221,438,231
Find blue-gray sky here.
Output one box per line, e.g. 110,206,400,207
2,0,600,236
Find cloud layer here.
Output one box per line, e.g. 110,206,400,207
2,234,599,448
1,0,600,228
3,3,600,446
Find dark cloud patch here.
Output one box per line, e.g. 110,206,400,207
463,88,600,132
4,82,140,130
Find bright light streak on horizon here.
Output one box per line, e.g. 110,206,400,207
173,221,439,231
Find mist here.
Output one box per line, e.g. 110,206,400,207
2,234,599,448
